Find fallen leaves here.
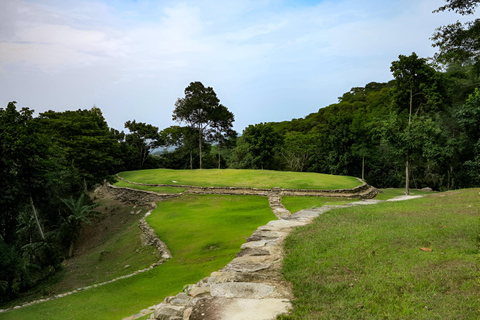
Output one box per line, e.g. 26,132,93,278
420,247,432,252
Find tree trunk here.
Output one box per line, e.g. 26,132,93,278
190,151,193,170
68,239,74,258
30,197,45,240
218,141,221,169
198,127,202,169
409,86,413,125
362,156,365,180
405,154,410,195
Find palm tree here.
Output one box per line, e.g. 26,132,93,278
60,193,97,258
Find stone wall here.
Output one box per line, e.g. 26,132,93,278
105,184,181,208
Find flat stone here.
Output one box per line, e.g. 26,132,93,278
235,247,270,257
387,195,423,201
210,282,274,299
175,292,190,300
240,240,269,249
246,230,286,242
224,256,273,272
153,305,184,320
189,286,210,297
189,297,291,320
265,219,307,230
170,299,189,306
350,200,383,205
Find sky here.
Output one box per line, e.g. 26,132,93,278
0,0,464,132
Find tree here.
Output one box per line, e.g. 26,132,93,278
454,88,480,185
390,53,446,194
233,123,283,170
159,125,199,169
432,0,480,72
124,120,160,170
173,81,228,169
59,193,97,258
37,107,119,188
209,105,235,169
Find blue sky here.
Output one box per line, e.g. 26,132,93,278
0,0,462,132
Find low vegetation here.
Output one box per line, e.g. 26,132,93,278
0,194,274,319
118,168,361,190
279,189,479,319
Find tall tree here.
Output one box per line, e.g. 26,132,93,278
209,104,235,169
173,81,224,169
432,0,480,71
390,53,445,194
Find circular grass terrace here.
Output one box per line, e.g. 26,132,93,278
117,169,362,190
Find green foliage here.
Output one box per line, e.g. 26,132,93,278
59,194,97,258
124,120,160,170
232,123,283,170
432,0,480,72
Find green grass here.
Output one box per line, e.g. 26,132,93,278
374,188,435,201
279,189,479,319
0,194,274,320
113,180,187,193
117,169,361,190
282,196,351,213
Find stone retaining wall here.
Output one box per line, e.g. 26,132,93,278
106,184,181,208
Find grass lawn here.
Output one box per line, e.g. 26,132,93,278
113,180,187,193
117,169,361,190
282,196,351,214
0,194,274,320
279,189,479,319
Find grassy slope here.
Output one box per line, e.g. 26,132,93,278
0,194,274,320
118,169,361,190
279,189,479,319
0,198,159,309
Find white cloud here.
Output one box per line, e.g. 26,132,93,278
0,0,461,131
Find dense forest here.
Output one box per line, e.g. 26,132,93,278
1,0,479,303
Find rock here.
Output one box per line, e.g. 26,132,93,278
210,282,275,299
188,297,291,320
189,286,210,297
235,247,270,258
421,187,433,192
176,293,190,301
183,307,193,319
224,256,272,273
170,299,189,306
153,305,185,320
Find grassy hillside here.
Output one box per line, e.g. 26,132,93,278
0,194,274,320
117,168,361,190
279,189,479,319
